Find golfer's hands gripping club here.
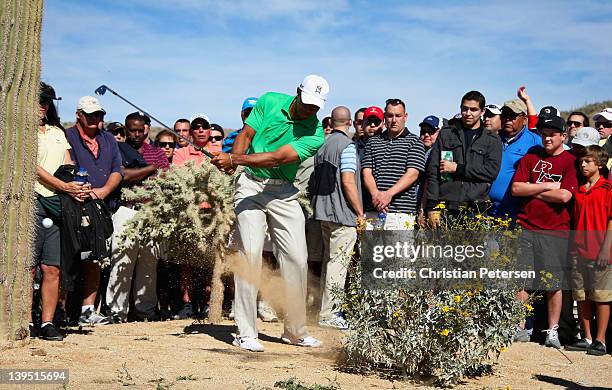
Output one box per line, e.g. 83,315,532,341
211,152,236,174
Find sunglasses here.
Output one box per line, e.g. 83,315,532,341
567,120,583,127
82,111,104,118
158,141,176,148
365,117,382,126
208,136,223,142
420,128,437,136
191,124,210,130
501,111,523,120
595,121,612,128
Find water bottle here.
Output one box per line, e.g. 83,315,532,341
374,212,387,230
441,151,453,183
75,168,89,184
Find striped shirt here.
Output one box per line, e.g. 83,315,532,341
139,142,170,169
362,128,426,213
340,143,357,173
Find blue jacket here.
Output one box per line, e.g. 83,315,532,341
222,128,241,153
488,127,542,217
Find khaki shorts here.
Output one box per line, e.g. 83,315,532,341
571,256,612,302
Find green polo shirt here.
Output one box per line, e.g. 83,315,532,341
245,92,324,182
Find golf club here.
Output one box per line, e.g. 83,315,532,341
94,84,214,158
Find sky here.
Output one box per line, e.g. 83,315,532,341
42,0,612,130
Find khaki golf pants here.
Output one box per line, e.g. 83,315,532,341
318,221,357,320
233,173,308,339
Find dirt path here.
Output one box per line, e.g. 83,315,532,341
1,319,610,390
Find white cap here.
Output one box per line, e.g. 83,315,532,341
593,108,612,122
298,75,329,109
190,113,210,123
77,96,105,114
484,104,502,115
571,127,601,147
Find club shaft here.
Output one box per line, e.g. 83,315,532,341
103,86,214,158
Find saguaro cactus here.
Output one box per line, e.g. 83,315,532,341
0,0,44,344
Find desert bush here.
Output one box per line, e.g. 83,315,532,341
339,205,532,387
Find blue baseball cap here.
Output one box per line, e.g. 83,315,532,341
419,115,441,129
241,97,258,111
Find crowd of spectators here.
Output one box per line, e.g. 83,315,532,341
31,81,611,357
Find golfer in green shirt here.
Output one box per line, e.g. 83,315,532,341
212,75,329,352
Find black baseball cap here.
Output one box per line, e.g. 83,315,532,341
538,106,560,119
40,82,61,101
536,115,566,133
106,122,125,135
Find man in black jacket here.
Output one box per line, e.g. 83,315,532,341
425,91,502,227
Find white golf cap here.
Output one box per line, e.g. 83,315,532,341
190,113,210,123
571,127,601,147
593,108,612,122
298,74,329,109
484,104,502,115
77,96,106,114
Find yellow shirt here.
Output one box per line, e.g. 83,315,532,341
36,125,71,197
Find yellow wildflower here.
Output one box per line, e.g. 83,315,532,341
523,303,533,312
435,202,446,210
442,306,452,312
453,295,462,303
500,346,507,352
439,329,450,336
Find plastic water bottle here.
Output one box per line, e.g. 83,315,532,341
374,212,386,230
75,167,89,184
441,151,453,183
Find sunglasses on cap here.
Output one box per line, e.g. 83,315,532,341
208,136,223,142
483,111,499,118
566,120,583,127
385,98,405,106
595,121,612,128
157,141,176,148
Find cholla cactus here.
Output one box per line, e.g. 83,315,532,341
121,161,237,264
120,161,239,322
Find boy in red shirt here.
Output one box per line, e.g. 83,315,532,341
565,145,612,356
512,115,578,348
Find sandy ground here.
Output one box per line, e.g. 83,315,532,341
1,318,611,390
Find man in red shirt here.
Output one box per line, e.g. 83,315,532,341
511,114,578,349
566,145,612,356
